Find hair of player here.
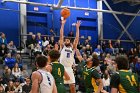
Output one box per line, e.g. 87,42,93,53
48,49,60,62
36,56,47,68
115,56,129,70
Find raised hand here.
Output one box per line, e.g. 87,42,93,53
76,20,82,28
61,19,66,25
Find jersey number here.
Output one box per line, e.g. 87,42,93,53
67,53,70,58
58,68,61,77
46,74,51,86
126,75,137,86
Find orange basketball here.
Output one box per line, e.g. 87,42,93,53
61,8,70,19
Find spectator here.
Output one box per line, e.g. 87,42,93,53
4,53,16,69
80,46,86,55
0,85,5,93
3,67,14,84
14,79,22,93
101,41,106,52
94,45,103,56
34,44,42,57
22,78,31,93
26,35,37,50
49,36,55,47
106,40,114,54
104,53,112,65
42,36,49,48
83,38,90,46
68,31,74,42
7,41,17,56
21,67,29,79
5,80,15,93
102,70,110,92
15,54,23,69
114,40,121,54
50,28,56,36
85,44,92,56
12,63,24,83
0,33,7,45
0,43,8,60
135,58,140,85
37,33,43,47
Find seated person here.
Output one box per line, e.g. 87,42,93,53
22,78,31,93
0,43,8,60
4,53,16,69
14,79,22,93
12,63,24,83
26,35,37,50
94,45,103,56
15,54,23,69
2,68,16,85
0,33,7,45
5,80,15,93
7,41,17,56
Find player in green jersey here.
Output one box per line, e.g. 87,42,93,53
110,56,139,93
46,50,70,93
76,49,103,93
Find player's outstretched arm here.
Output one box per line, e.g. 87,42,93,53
75,49,83,62
73,21,81,50
59,20,66,49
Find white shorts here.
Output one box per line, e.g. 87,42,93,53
64,67,75,84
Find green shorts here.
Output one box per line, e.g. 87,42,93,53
56,83,66,93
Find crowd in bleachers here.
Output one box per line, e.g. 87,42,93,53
0,31,140,93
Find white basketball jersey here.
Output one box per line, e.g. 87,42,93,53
60,45,75,67
38,69,54,93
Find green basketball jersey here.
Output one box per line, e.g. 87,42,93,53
118,70,139,93
51,62,64,84
83,65,101,93
111,70,139,93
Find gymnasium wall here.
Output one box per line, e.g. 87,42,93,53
27,0,98,46
0,0,20,46
103,0,140,49
0,0,98,47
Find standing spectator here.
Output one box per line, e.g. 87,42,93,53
80,46,86,55
4,53,16,69
0,33,7,45
22,78,31,93
7,41,17,56
5,80,15,93
68,31,74,42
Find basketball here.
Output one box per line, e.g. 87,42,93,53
61,8,70,19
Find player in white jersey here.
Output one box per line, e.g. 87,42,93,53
30,56,57,93
59,19,81,93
